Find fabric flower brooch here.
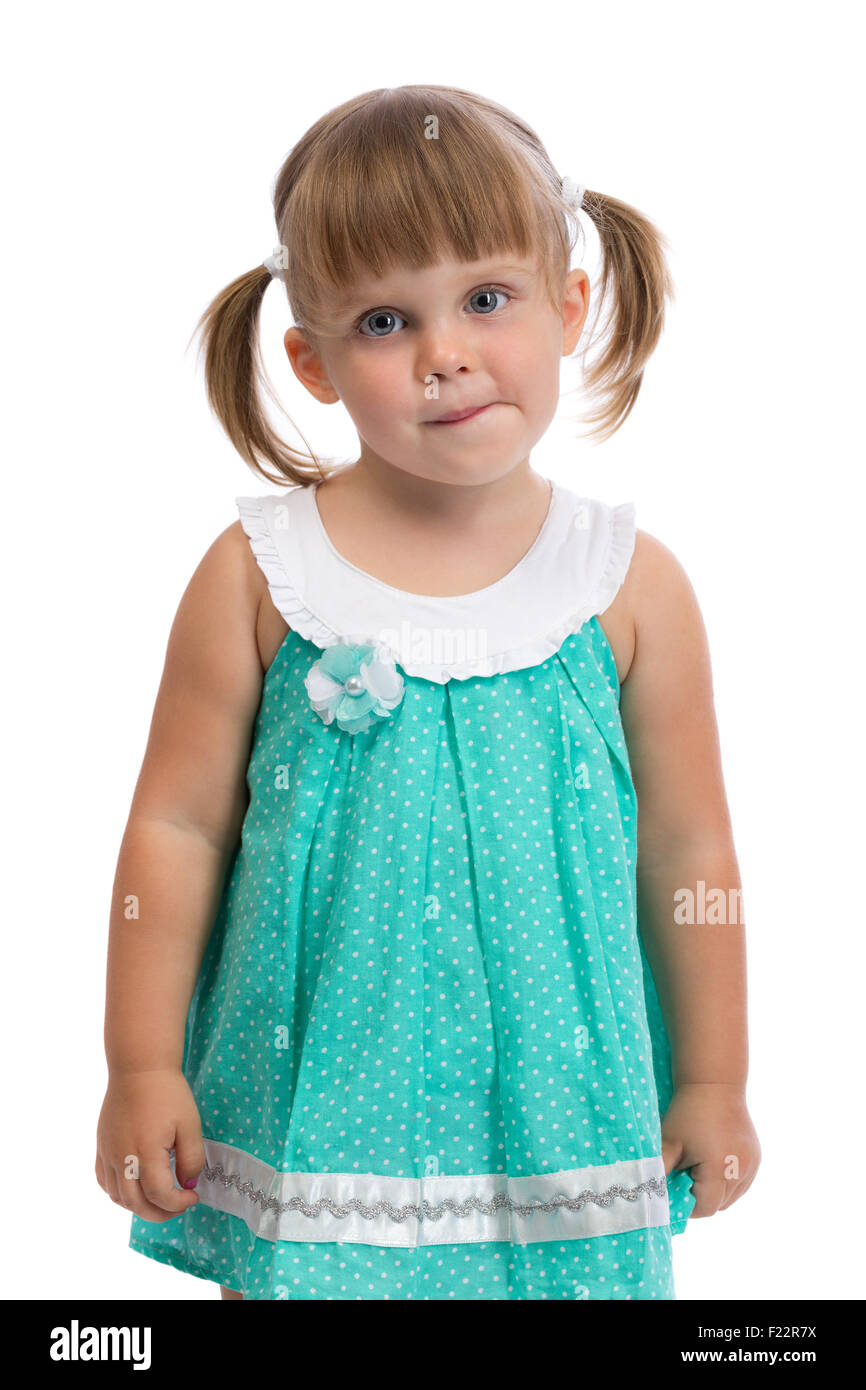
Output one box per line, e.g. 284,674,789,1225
304,640,405,734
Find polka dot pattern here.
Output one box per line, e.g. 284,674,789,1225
130,619,695,1299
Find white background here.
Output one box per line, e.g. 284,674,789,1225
3,0,862,1302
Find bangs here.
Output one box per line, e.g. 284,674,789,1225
277,86,574,336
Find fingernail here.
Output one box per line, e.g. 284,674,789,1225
183,1178,198,1189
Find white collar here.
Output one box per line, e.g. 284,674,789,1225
236,479,635,683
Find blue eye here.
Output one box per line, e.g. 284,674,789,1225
355,286,512,338
357,309,408,338
469,287,509,315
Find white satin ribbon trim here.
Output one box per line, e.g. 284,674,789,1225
194,1139,671,1248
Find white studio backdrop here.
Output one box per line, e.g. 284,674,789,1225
2,0,862,1302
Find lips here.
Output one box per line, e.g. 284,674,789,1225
428,402,495,424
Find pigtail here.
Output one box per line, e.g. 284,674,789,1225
188,265,338,489
576,190,676,443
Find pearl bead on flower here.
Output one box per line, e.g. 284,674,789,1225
303,640,406,733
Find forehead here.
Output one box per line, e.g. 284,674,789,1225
334,256,539,312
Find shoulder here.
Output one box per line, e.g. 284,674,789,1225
623,527,698,614
611,527,708,687
618,526,715,729
188,517,269,615
615,530,732,859
129,517,271,845
168,517,270,676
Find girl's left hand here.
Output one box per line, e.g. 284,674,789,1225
661,1083,761,1218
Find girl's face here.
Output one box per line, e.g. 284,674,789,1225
284,254,589,488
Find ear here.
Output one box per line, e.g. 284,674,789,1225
283,327,341,405
561,268,590,355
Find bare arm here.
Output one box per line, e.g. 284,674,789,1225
104,519,268,1075
618,530,760,1218
619,529,747,1087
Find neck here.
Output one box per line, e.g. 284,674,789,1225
323,453,551,531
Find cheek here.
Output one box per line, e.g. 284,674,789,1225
497,316,553,368
341,354,411,426
494,334,555,405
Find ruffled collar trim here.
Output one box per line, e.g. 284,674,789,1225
236,479,635,684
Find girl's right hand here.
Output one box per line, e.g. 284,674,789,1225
95,1068,207,1222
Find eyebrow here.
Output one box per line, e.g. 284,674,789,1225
336,264,536,315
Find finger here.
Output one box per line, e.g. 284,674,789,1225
688,1170,727,1218
114,1164,144,1212
105,1166,123,1207
113,1162,197,1223
720,1171,757,1209
173,1127,207,1193
130,1188,197,1223
718,1177,745,1210
138,1151,201,1217
661,1135,684,1176
108,1166,152,1217
95,1153,107,1193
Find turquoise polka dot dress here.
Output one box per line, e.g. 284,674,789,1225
129,476,696,1300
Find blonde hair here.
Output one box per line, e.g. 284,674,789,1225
190,84,675,487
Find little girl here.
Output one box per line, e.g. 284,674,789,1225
96,84,760,1301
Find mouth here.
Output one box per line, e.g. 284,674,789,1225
427,402,497,425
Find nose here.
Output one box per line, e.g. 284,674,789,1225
416,321,481,383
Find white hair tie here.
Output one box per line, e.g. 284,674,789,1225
263,253,284,281
560,176,586,212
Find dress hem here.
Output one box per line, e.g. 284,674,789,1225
128,1236,237,1293
129,1226,680,1300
